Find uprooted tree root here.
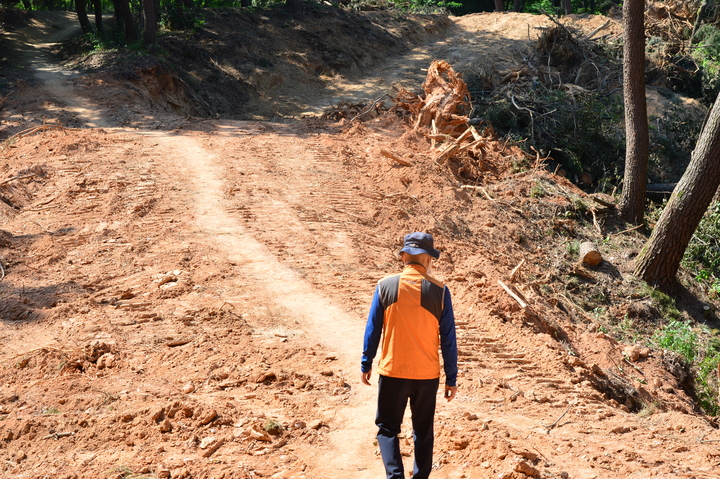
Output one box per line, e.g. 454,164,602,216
392,60,532,185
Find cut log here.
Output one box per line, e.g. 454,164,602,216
579,241,602,266
379,149,412,167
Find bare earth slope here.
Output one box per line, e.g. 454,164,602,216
1,9,720,479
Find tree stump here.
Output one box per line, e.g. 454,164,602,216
579,241,602,266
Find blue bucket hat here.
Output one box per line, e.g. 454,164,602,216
399,232,440,259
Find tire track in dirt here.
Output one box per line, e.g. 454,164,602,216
145,128,385,479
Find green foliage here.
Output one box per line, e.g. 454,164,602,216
692,24,720,101
683,201,720,296
652,319,698,362
263,418,284,435
697,333,720,415
471,89,624,188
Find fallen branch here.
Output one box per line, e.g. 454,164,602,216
43,431,75,440
0,260,4,282
379,149,411,167
350,94,391,122
0,174,36,187
611,224,644,236
591,196,615,209
509,259,525,283
543,404,572,433
498,280,527,309
6,123,72,142
585,19,611,40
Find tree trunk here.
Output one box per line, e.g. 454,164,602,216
563,0,572,14
112,0,123,25
512,0,521,12
118,0,136,43
634,93,720,290
241,0,251,7
617,0,649,225
92,0,102,32
494,0,504,12
285,0,300,11
76,0,93,34
142,0,156,45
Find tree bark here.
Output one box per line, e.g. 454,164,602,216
634,93,720,290
512,0,521,12
92,0,102,32
617,0,649,225
563,0,572,14
285,0,301,11
143,0,156,45
75,0,93,35
117,0,136,43
494,0,504,12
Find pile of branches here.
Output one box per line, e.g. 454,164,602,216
496,15,621,97
320,99,389,122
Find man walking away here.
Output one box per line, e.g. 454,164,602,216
360,232,458,479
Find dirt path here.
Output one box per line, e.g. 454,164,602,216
145,128,384,478
4,11,109,127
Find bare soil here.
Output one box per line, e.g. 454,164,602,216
1,7,720,479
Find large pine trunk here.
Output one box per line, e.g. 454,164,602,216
617,0,649,225
634,93,720,289
494,0,504,11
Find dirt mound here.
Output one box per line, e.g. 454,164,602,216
56,6,452,121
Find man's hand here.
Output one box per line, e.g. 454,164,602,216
361,370,372,386
444,385,457,402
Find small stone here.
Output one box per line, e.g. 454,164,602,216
639,347,651,358
96,353,116,369
623,346,641,362
181,382,195,394
513,458,539,477
199,410,218,426
151,408,165,423
320,370,334,377
453,438,469,450
610,425,632,434
199,436,217,449
157,470,171,479
159,419,172,432
308,419,323,430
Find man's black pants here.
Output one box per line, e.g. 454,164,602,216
376,375,440,479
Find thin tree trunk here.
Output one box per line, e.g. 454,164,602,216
92,0,102,32
634,93,720,290
563,0,572,14
118,0,136,43
112,0,123,25
143,0,156,45
513,0,521,12
617,0,649,225
494,0,504,12
76,0,93,34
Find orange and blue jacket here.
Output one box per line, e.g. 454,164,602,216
361,263,458,386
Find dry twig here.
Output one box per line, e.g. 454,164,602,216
543,404,572,433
